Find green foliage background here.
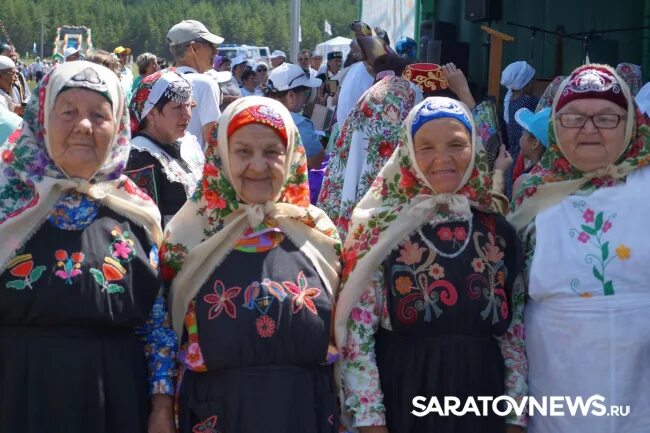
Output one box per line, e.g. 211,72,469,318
2,0,357,58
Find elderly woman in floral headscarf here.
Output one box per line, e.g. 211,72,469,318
0,61,176,433
338,97,526,433
161,96,341,433
126,69,204,227
318,76,421,239
510,64,650,433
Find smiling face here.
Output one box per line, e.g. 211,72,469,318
48,88,116,179
228,124,287,203
147,99,193,143
413,117,473,193
555,98,628,172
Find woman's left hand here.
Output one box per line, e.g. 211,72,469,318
148,395,176,433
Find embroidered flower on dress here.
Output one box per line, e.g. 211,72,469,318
396,239,426,265
471,257,485,273
437,226,454,242
577,232,590,243
394,276,413,295
583,208,595,223
428,263,445,280
256,315,276,338
204,280,241,320
615,244,631,260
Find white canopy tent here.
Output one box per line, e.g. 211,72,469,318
315,36,352,60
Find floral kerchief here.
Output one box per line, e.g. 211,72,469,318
161,96,341,337
333,96,496,349
0,61,162,272
509,64,650,232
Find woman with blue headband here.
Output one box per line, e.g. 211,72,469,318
338,97,526,433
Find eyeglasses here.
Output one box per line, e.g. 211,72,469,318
298,57,310,61
558,113,624,129
256,67,268,72
288,71,309,87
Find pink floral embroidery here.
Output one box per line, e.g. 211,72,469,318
471,257,485,273
396,239,426,265
203,280,241,319
112,241,132,260
184,342,206,370
192,415,219,433
570,205,622,296
428,263,445,280
437,227,454,242
482,232,505,263
454,226,467,241
283,271,321,315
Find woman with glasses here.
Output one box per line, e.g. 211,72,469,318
509,64,650,433
255,61,270,92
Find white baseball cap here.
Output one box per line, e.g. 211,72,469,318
167,20,224,46
267,63,322,92
64,46,80,58
270,50,287,59
231,55,248,69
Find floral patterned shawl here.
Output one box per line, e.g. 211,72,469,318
0,61,162,272
509,64,650,231
161,96,341,336
317,76,420,240
334,97,496,348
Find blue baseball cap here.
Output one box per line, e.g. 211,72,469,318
515,107,551,148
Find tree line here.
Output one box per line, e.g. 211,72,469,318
2,0,358,59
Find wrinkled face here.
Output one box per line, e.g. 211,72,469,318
2,47,17,63
556,99,628,172
148,100,192,143
48,88,116,179
228,124,287,203
413,117,473,193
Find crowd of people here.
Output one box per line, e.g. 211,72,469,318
0,15,649,433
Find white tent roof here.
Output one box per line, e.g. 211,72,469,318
315,36,352,59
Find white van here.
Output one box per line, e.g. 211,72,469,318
218,44,270,65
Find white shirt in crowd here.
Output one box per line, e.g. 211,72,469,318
176,65,222,151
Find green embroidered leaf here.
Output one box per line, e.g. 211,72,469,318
106,284,125,294
581,225,597,236
29,265,46,282
592,266,604,282
6,280,26,290
602,242,610,261
604,280,615,296
90,268,105,285
595,212,604,231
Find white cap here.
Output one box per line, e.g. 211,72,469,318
64,46,80,58
0,55,15,70
167,20,224,46
267,63,322,91
270,50,286,59
231,55,248,69
204,69,233,83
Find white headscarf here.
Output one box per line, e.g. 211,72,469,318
501,61,535,123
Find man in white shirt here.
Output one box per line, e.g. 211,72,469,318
167,20,224,151
1,44,30,109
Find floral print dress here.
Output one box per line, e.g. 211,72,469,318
341,211,526,433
